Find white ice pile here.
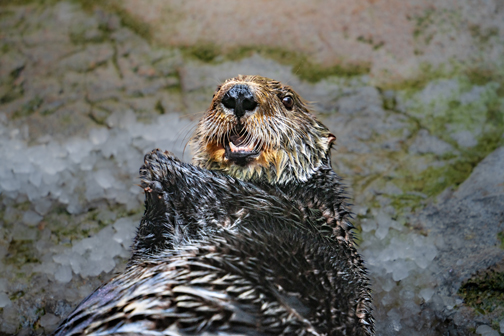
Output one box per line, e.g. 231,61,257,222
36,217,137,283
0,111,195,333
0,110,193,215
359,209,441,335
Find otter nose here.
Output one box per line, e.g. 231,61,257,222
221,84,257,119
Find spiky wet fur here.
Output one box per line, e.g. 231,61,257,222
191,75,335,184
53,76,374,336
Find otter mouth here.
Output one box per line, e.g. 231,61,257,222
224,129,260,165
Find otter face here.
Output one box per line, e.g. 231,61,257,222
190,75,335,184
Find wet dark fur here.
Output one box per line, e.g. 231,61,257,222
53,76,374,335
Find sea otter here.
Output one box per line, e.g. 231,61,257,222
53,75,374,336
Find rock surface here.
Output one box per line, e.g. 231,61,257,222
0,1,503,335
119,0,504,82
415,147,504,334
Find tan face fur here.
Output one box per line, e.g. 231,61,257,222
190,75,335,184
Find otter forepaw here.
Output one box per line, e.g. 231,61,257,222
140,149,183,190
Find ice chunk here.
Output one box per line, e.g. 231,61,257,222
106,111,120,128
85,175,105,201
413,244,437,269
89,127,109,145
380,276,395,292
442,295,456,310
80,152,97,171
0,278,7,292
100,131,130,158
33,261,57,275
42,171,59,185
113,217,136,247
41,157,66,175
375,211,397,239
419,288,435,302
46,141,67,158
132,137,155,152
72,236,95,255
71,226,123,276
67,198,83,215
29,169,43,187
0,170,20,191
39,313,60,329
476,325,499,336
361,219,377,233
386,308,402,332
22,210,43,226
94,226,122,258
0,292,11,308
375,225,389,240
353,206,368,216
34,198,52,215
94,169,115,189
66,139,93,164
13,160,34,174
391,260,416,281
79,260,101,277
53,250,86,275
121,109,137,129
54,264,73,283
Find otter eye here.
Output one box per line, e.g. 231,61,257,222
282,96,294,110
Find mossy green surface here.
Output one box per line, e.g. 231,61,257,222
240,47,370,82
182,44,221,63
0,0,47,6
395,131,503,201
11,96,43,119
459,270,504,318
76,0,152,40
498,231,504,250
180,44,371,83
338,67,504,218
469,24,500,45
384,72,504,209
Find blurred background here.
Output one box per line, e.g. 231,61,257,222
0,0,503,335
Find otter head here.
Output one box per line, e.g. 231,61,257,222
190,75,336,184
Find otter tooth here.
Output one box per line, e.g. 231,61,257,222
229,141,255,153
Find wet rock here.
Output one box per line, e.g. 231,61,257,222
117,0,504,82
85,62,123,102
59,44,115,73
415,146,504,334
453,145,504,200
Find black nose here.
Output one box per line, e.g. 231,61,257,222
221,84,257,119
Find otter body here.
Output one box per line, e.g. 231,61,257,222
54,76,374,335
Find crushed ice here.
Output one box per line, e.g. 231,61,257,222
0,111,194,332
